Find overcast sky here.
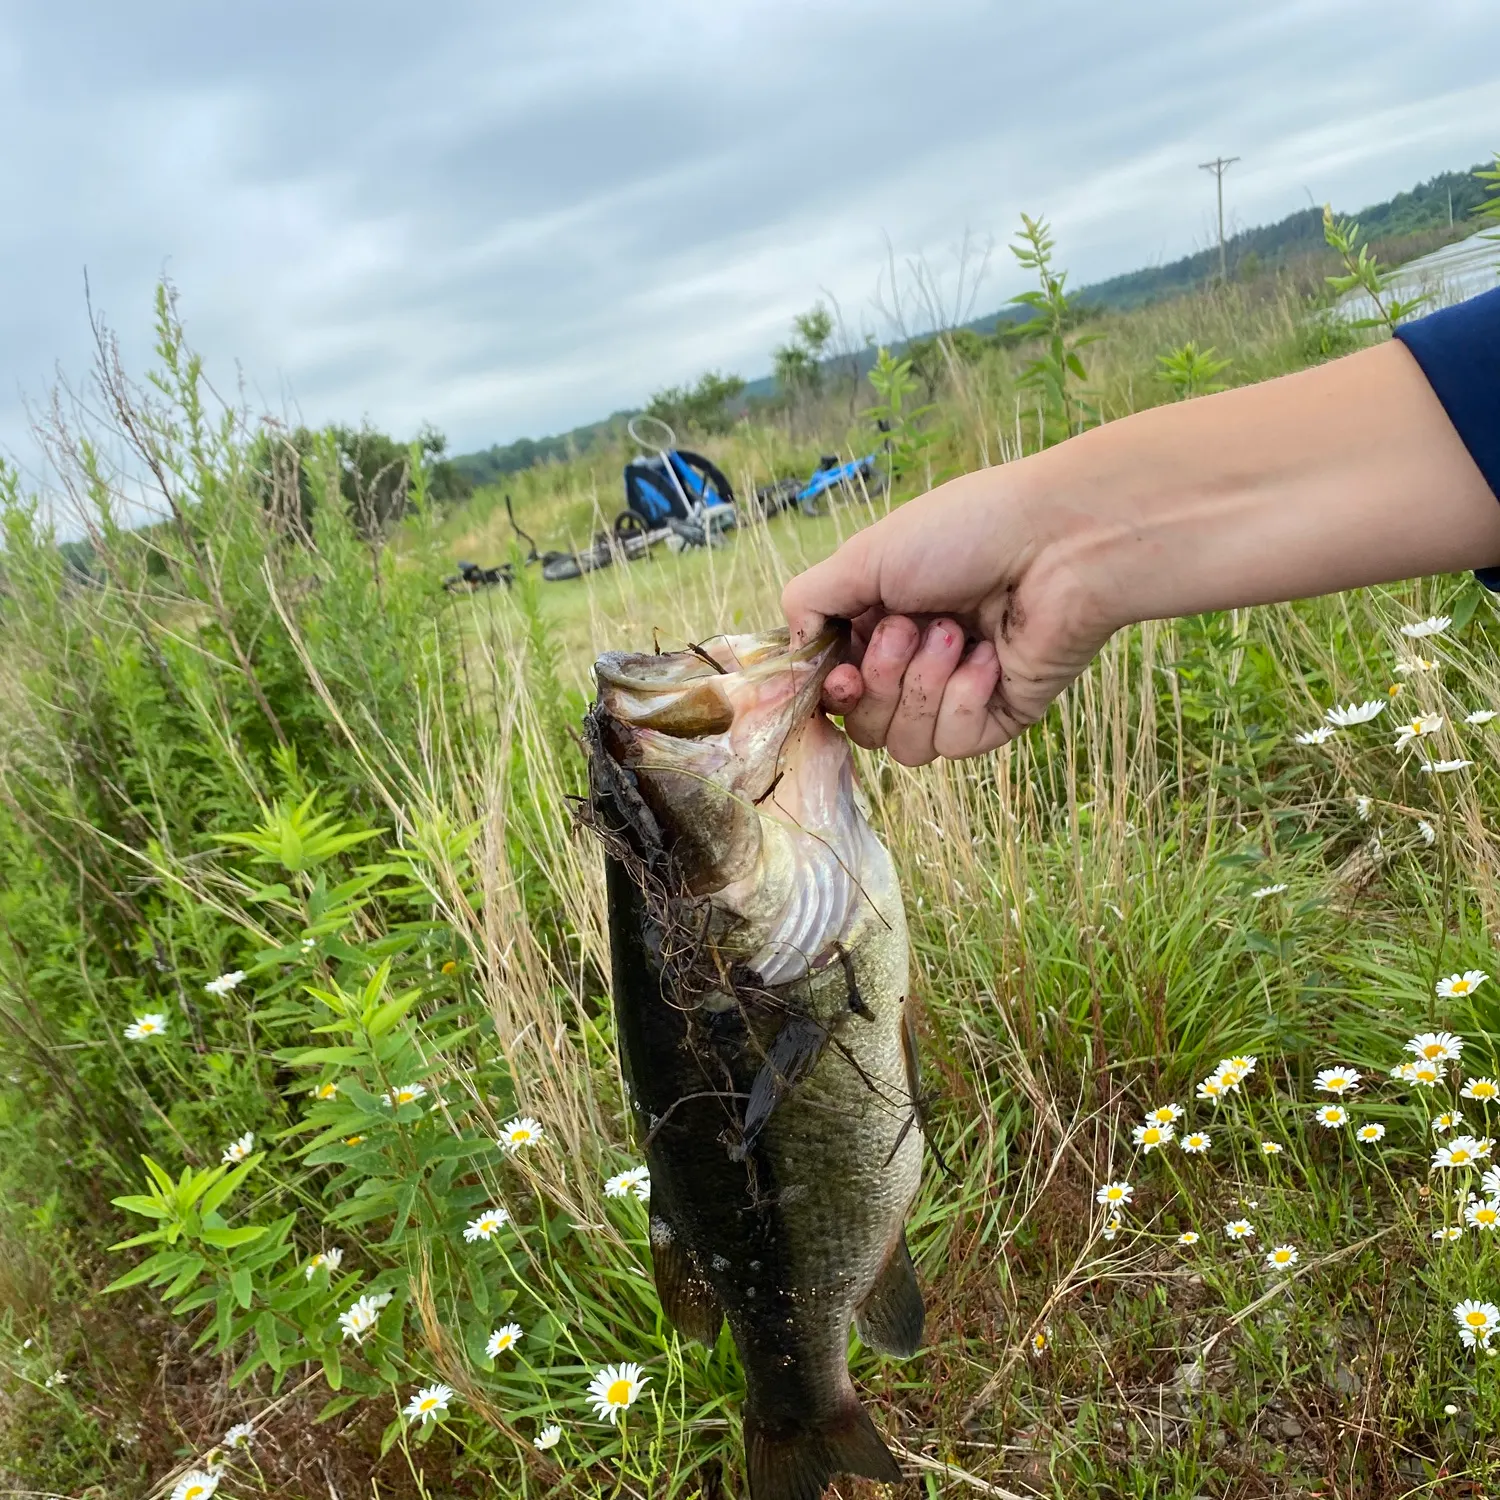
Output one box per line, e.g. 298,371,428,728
0,0,1495,473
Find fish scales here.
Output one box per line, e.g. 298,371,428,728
584,625,924,1500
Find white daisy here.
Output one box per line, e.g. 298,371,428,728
1395,657,1440,676
1293,728,1336,745
604,1165,652,1200
1265,1244,1299,1269
1436,1111,1466,1133
1314,1066,1361,1096
204,970,246,997
1420,759,1474,774
337,1290,392,1343
1462,1078,1500,1102
1401,616,1451,639
222,1421,255,1448
1260,1141,1284,1156
1326,701,1385,726
170,1473,220,1500
464,1207,511,1242
1095,1180,1133,1207
1390,1060,1419,1082
499,1116,544,1152
1453,1300,1500,1350
486,1322,524,1357
1222,1055,1258,1078
1464,1199,1500,1231
1101,1213,1123,1241
310,1080,339,1100
1411,1062,1445,1088
304,1248,344,1279
1196,1078,1223,1104
1145,1103,1183,1125
1475,1138,1497,1161
1180,1131,1212,1154
1314,1104,1348,1128
403,1382,455,1424
1437,974,1487,1000
1394,713,1444,747
221,1131,254,1164
1435,1137,1486,1168
1251,883,1288,898
382,1083,428,1107
1409,1030,1465,1062
534,1424,562,1451
1030,1327,1052,1356
587,1362,649,1423
1132,1123,1174,1152
123,1013,168,1041
1466,709,1498,725
1418,819,1437,846
1177,1231,1200,1245
1483,1165,1500,1197
1434,1226,1464,1241
1224,1219,1255,1240
1355,796,1373,820
1356,1122,1386,1143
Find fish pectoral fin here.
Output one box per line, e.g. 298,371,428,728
744,1385,901,1500
731,1013,828,1160
855,1232,925,1357
649,1214,724,1347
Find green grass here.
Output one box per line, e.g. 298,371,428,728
4,225,1500,1499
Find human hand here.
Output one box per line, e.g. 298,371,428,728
780,465,1116,764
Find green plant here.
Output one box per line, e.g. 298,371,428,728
1157,340,1233,400
1008,213,1102,439
863,346,938,488
1322,203,1431,332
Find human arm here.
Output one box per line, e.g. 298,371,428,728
781,334,1500,765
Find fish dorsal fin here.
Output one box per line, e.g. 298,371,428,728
744,1383,901,1500
855,1232,925,1357
649,1212,724,1347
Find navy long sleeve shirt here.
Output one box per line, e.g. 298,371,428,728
1395,286,1500,586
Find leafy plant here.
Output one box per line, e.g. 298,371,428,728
1008,213,1102,440
1157,341,1233,400
1322,204,1430,331
864,346,938,487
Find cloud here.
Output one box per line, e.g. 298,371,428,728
0,0,1495,472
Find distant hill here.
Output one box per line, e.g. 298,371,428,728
452,162,1487,485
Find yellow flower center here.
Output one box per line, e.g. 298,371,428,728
1479,1211,1497,1225
512,1130,532,1143
1453,980,1473,994
419,1397,439,1412
442,960,458,974
1466,1311,1489,1327
1453,1150,1472,1164
397,1090,415,1103
185,1488,207,1500
1476,1084,1496,1098
605,1378,633,1406
1274,1251,1291,1263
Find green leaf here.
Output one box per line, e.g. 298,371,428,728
230,1267,254,1309
380,1416,404,1458
255,1310,283,1371
201,1159,257,1216
111,1193,171,1219
200,1225,269,1249
322,1345,344,1391
317,1393,360,1423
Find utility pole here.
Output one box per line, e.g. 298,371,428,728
1198,155,1240,281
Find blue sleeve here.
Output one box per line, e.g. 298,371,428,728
1394,286,1500,588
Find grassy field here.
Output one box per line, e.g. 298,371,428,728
4,222,1500,1500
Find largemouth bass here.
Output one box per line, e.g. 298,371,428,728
583,625,924,1500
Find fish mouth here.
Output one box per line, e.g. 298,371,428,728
594,626,845,740
592,626,847,895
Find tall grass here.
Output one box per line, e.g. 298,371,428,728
4,243,1500,1500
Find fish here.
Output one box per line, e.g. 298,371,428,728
582,624,924,1500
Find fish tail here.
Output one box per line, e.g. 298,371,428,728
743,1385,901,1500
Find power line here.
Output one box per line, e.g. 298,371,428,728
1198,156,1241,282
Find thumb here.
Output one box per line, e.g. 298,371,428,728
781,535,882,644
